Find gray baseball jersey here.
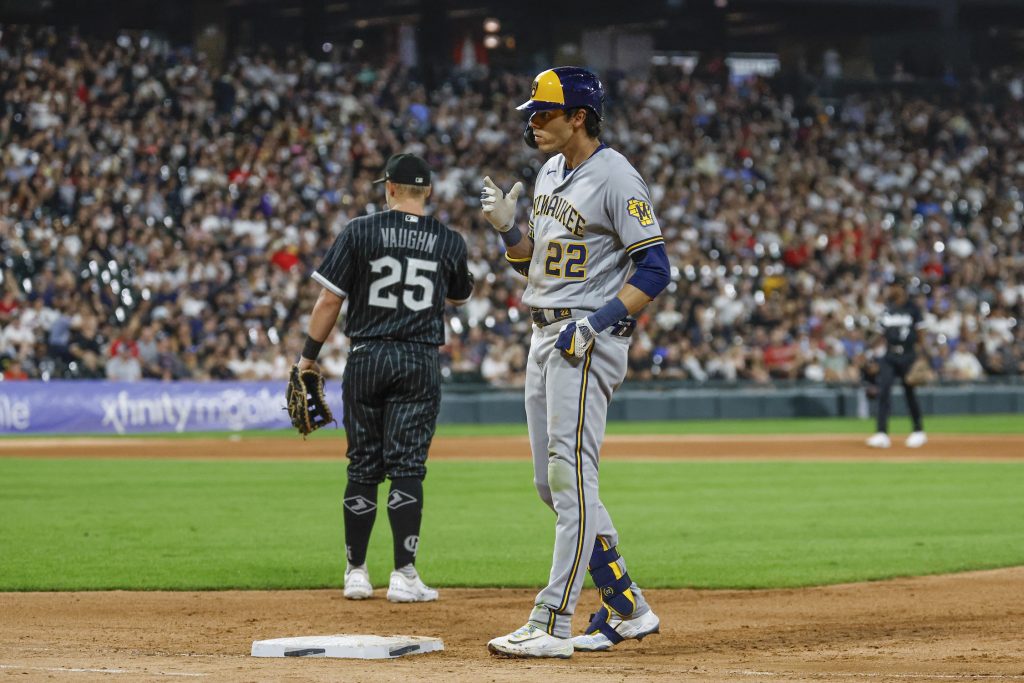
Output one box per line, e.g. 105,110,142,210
515,145,662,639
521,147,664,310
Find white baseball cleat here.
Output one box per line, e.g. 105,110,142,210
905,431,928,448
572,609,660,652
343,566,373,600
487,624,574,659
386,569,438,603
866,432,891,449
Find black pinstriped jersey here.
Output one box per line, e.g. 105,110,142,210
312,210,474,345
878,302,923,357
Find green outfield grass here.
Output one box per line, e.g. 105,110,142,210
2,413,1021,440
1,457,1022,591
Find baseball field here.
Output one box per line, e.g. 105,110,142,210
1,414,1023,681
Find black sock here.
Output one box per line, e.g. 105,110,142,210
387,477,424,569
343,481,378,567
904,384,924,432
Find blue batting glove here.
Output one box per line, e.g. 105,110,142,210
555,317,597,359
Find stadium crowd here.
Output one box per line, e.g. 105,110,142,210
1,25,1022,387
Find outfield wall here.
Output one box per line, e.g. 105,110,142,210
0,380,1021,434
439,384,1024,424
0,380,342,434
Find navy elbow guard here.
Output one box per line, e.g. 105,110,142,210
627,243,670,298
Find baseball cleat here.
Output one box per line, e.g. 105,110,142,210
866,432,891,449
386,569,438,603
343,566,373,600
905,431,927,448
487,624,574,659
572,609,660,652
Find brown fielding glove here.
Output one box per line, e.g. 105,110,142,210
286,364,336,437
905,356,935,387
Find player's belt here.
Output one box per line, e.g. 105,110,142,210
531,307,575,327
530,307,635,338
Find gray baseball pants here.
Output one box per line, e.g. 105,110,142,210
523,323,651,638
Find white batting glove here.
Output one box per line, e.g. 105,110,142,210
480,176,524,233
554,317,597,359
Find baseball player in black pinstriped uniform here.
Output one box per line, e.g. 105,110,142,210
296,153,474,603
866,276,928,449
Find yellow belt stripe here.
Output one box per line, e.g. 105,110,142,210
556,345,593,614
625,236,665,253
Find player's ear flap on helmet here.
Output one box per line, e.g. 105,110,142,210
523,126,538,149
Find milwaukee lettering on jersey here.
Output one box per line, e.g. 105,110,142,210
533,194,586,237
380,227,439,253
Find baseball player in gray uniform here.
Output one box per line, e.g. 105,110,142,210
481,67,671,659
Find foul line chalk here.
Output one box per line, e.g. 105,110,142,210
0,664,208,677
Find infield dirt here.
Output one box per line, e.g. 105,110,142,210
1,433,1022,682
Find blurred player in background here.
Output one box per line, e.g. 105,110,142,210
866,277,928,449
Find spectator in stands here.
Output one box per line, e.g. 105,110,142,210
76,351,105,379
763,329,800,380
944,343,985,382
0,288,22,325
821,338,859,384
106,343,142,381
137,325,160,370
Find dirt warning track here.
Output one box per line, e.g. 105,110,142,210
1,432,1022,461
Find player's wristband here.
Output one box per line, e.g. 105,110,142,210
301,335,324,361
588,298,629,333
500,226,523,248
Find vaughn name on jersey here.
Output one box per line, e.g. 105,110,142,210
380,215,439,253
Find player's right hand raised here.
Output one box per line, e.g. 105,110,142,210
480,176,523,233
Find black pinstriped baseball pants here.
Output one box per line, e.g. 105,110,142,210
342,340,441,485
876,353,924,434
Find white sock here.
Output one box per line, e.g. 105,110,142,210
346,563,366,575
395,564,418,579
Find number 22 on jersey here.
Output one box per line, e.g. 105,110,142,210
368,256,437,311
544,240,588,280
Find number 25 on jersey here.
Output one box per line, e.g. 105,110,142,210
544,240,587,280
368,256,437,311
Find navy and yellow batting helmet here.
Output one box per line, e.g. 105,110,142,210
517,66,604,120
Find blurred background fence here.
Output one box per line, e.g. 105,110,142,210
1,377,1020,434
